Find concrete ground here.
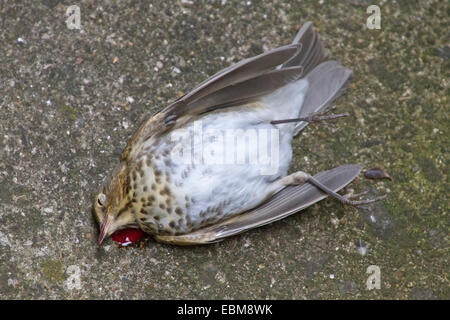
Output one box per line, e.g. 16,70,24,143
0,0,447,299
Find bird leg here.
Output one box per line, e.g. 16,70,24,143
281,171,386,206
342,190,368,200
270,106,349,125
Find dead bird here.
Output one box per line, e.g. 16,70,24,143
93,22,385,245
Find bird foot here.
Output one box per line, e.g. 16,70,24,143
270,108,350,125
340,191,387,206
306,176,387,207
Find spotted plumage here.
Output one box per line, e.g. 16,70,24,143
93,22,384,246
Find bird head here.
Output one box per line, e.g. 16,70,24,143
93,162,137,245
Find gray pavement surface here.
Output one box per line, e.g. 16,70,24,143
0,0,448,299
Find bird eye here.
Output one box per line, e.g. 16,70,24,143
97,193,107,207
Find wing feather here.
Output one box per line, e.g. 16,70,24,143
155,165,362,245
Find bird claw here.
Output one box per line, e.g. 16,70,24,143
340,192,387,206
270,107,350,125
343,190,368,200
306,176,387,208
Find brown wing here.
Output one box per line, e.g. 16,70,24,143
121,45,301,161
154,165,362,245
163,22,328,122
165,44,301,115
122,22,327,161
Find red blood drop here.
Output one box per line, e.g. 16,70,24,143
111,228,145,246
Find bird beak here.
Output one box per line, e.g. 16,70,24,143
98,209,111,245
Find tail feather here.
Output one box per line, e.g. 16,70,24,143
294,61,353,135
282,21,329,74
276,22,353,136
263,23,352,136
